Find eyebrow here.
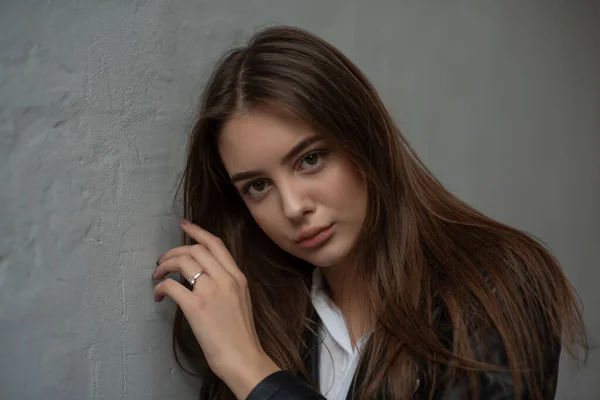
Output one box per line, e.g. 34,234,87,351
229,134,323,184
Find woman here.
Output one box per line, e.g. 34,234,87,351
152,25,588,399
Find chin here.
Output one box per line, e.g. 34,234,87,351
301,243,351,268
305,256,340,268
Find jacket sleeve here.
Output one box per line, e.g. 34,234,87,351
245,370,326,400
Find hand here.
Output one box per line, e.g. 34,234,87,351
153,219,281,398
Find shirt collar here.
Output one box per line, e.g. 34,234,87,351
310,267,373,355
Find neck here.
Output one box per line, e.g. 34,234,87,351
320,263,374,346
321,263,357,305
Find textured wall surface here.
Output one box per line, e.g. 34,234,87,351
1,1,598,399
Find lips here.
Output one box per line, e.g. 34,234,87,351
295,224,335,249
295,224,332,243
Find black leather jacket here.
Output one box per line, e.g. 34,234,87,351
243,305,561,400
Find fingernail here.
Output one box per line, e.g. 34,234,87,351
179,218,190,226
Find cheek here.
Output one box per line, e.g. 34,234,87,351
324,164,368,210
247,204,285,241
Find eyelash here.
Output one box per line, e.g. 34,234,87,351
242,149,329,196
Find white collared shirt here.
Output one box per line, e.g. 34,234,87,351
310,267,373,400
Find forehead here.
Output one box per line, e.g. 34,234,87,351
218,109,316,172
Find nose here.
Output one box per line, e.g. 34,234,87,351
278,180,314,222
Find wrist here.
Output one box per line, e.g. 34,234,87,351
223,352,282,400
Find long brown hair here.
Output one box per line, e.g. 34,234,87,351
171,25,588,399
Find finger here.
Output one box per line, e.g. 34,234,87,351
156,245,224,282
158,245,198,265
187,243,226,282
153,254,205,282
153,278,193,306
179,220,242,280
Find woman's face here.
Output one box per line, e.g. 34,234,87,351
218,109,368,268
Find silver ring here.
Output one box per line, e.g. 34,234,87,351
188,271,204,286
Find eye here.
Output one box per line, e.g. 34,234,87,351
298,150,328,171
243,180,270,198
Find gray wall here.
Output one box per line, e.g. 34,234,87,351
1,1,598,399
